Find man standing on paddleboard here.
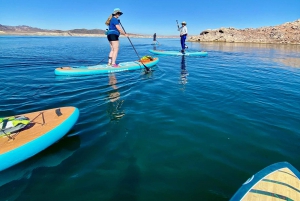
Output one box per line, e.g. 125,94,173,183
177,21,188,54
105,8,128,67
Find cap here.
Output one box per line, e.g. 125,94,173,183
113,8,123,15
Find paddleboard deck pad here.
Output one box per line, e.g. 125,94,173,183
55,58,159,76
230,162,300,201
0,107,79,171
149,49,208,56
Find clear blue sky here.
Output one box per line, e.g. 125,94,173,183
0,0,299,35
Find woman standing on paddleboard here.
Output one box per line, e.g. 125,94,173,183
177,21,188,54
105,8,128,67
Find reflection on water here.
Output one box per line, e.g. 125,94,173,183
107,73,125,121
273,57,300,68
195,42,300,53
192,42,300,68
0,135,80,188
179,56,188,87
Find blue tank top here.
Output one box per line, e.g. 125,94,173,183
108,17,120,36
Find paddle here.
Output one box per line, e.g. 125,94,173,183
153,40,160,45
176,20,180,29
119,22,151,73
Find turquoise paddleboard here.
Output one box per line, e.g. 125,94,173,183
0,107,79,172
55,58,159,76
149,49,208,56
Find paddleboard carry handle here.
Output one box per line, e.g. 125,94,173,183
31,112,46,125
55,108,62,117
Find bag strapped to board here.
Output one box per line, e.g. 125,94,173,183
0,109,62,140
140,55,154,62
0,116,30,139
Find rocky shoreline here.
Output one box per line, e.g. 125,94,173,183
189,19,300,44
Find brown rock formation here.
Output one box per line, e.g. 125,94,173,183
0,24,178,38
189,19,300,44
0,24,106,35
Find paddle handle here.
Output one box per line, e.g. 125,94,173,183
176,20,179,29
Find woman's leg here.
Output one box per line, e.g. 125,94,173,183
107,35,119,66
111,41,119,64
108,42,113,65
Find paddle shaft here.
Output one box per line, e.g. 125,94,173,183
119,22,150,72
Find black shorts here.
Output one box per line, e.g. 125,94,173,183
107,34,119,41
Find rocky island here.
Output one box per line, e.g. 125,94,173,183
189,19,300,44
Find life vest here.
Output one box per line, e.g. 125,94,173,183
0,116,30,136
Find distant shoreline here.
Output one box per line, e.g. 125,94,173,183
0,32,178,38
2,21,300,44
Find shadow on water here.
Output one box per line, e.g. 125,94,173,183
106,73,125,122
0,135,81,200
110,156,141,201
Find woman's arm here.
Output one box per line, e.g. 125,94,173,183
116,25,128,37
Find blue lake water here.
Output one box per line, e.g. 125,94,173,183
0,36,300,201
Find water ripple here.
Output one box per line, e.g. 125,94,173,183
1,37,300,201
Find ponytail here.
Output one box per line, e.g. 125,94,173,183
105,14,113,26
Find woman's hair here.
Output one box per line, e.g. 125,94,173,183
105,14,113,26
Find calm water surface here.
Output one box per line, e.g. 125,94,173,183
0,36,300,201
